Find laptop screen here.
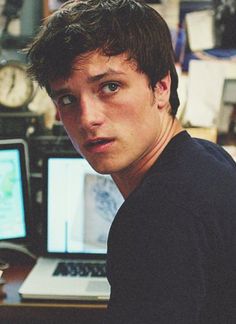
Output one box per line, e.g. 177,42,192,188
45,155,124,255
0,139,29,242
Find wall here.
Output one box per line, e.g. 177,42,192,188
0,0,43,62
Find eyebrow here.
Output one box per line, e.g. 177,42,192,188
50,69,126,99
86,69,126,83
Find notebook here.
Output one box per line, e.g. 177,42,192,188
19,153,124,301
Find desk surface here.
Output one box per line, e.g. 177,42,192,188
0,263,107,324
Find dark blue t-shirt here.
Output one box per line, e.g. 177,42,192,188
105,131,236,324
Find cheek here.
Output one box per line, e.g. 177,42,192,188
59,115,83,154
126,101,157,127
58,109,76,130
57,113,80,144
131,106,160,139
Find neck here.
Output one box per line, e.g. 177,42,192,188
112,117,183,198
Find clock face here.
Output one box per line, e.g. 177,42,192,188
0,61,34,109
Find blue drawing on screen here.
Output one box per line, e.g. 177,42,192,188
93,176,121,223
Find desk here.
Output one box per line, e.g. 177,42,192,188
0,264,107,324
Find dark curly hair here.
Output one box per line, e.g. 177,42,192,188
26,0,179,115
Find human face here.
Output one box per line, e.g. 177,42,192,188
50,51,165,175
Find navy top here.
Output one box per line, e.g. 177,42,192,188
105,131,236,324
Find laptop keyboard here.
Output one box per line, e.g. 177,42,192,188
52,261,106,277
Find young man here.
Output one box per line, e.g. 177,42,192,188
27,0,236,322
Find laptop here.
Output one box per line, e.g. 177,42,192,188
19,153,124,301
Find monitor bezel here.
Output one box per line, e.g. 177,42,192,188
0,138,30,244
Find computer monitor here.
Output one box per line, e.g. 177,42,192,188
0,139,30,243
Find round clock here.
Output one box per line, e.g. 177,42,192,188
0,60,34,109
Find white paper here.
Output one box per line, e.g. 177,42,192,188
185,10,216,51
176,64,188,120
183,60,236,128
7,18,21,36
149,0,180,30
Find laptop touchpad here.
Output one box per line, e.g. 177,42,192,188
86,281,110,292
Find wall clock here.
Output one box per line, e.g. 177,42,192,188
0,60,34,109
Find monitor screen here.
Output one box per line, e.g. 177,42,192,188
44,155,124,255
0,139,30,242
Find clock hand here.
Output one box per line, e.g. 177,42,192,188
7,71,16,95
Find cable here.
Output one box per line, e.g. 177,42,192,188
0,241,37,260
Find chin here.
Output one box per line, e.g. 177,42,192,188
89,164,113,175
87,160,120,175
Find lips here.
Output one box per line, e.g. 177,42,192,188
84,137,115,153
86,138,109,146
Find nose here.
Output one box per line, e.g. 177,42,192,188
79,96,105,130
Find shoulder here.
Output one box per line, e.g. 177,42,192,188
119,138,236,230
145,134,236,197
191,137,236,168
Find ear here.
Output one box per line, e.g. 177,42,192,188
154,72,171,110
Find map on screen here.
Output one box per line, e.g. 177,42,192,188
0,141,28,241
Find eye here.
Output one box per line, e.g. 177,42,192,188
101,82,120,94
58,94,76,107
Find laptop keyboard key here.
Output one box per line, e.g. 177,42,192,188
53,261,106,277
